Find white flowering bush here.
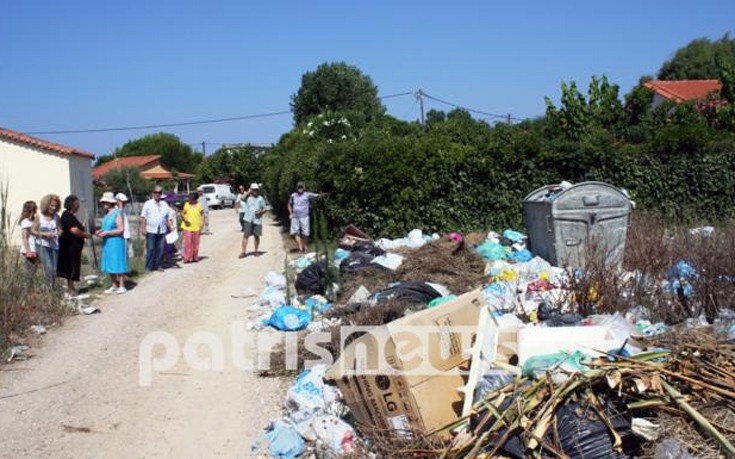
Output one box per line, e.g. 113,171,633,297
301,112,355,143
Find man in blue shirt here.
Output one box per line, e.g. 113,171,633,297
238,183,268,258
288,182,323,253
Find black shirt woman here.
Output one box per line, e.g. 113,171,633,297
57,195,93,296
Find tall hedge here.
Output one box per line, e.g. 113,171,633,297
263,106,735,238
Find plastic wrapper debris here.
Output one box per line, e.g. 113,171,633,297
334,248,350,262
688,225,715,237
483,282,517,313
507,249,532,263
502,229,526,244
371,253,404,271
3,345,30,363
30,324,47,335
653,438,694,459
371,281,443,305
427,294,457,309
347,285,371,304
339,251,381,274
350,240,385,257
259,286,287,309
375,228,436,250
475,241,508,261
296,295,332,314
291,254,316,271
631,417,661,441
300,415,356,455
476,370,518,402
666,259,698,280
265,271,287,289
267,306,311,331
521,350,589,380
632,320,669,338
251,420,306,459
286,364,344,420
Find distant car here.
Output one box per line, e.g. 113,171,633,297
198,183,237,209
162,191,190,208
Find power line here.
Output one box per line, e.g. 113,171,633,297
422,91,523,122
22,91,415,136
24,110,293,135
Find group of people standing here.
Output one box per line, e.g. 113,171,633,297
17,181,319,296
18,192,131,295
17,186,208,297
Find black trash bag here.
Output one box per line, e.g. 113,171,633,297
350,241,386,257
490,399,639,459
499,236,515,247
538,302,582,327
372,281,443,305
339,251,388,274
295,261,327,295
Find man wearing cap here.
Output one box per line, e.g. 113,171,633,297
288,182,323,253
238,183,268,258
140,186,173,271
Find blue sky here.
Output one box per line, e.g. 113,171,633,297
1,0,733,158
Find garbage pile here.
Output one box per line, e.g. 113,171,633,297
249,224,735,458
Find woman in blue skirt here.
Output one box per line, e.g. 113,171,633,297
97,192,128,294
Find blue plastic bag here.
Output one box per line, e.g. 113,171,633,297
268,306,311,331
502,229,526,243
667,260,698,280
251,420,306,459
508,249,532,263
476,241,508,261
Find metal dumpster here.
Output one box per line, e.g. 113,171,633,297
522,182,633,268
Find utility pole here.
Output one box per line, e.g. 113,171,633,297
507,113,512,125
416,89,426,128
201,141,206,156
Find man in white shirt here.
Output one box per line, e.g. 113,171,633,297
140,186,173,272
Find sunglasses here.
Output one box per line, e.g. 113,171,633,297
152,191,162,195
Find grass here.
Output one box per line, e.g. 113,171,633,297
0,184,71,353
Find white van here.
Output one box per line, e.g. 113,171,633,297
198,183,237,209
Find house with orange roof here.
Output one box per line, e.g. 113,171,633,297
643,79,723,109
92,155,193,193
0,127,94,222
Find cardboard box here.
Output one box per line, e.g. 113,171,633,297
324,289,484,435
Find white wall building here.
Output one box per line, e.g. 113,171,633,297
0,127,94,227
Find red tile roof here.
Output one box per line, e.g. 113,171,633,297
92,155,161,179
143,171,194,180
644,80,722,103
0,127,95,159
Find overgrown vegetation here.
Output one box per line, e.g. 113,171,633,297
263,39,735,238
0,184,70,352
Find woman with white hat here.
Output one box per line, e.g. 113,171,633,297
115,192,131,259
96,192,128,294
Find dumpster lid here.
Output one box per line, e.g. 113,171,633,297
524,181,631,206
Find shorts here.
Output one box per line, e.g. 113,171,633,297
242,220,262,237
290,216,310,237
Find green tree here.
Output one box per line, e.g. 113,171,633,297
658,34,735,80
196,145,264,188
95,133,203,173
545,75,625,140
101,166,152,199
290,62,385,126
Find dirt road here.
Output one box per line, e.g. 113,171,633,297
0,210,287,458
